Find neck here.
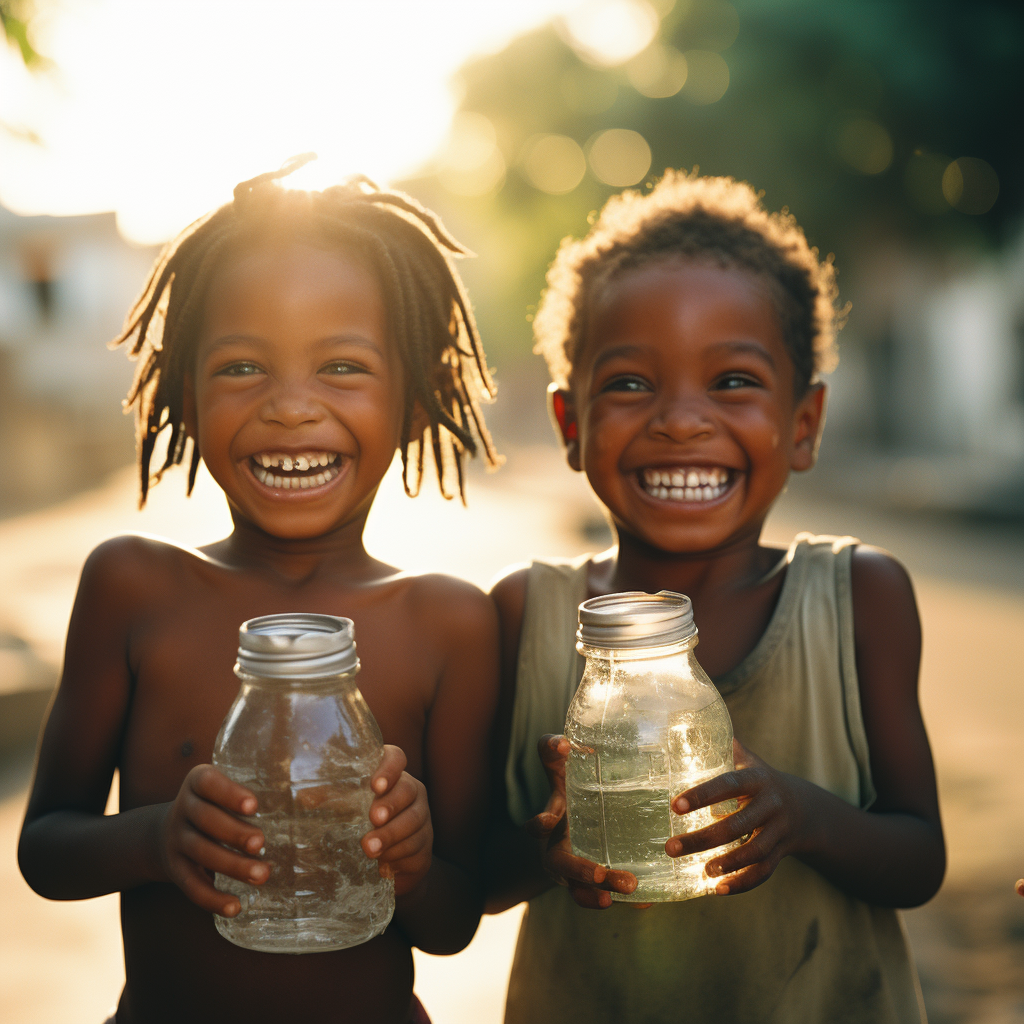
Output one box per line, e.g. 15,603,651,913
209,504,389,587
603,522,778,604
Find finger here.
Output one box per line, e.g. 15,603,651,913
368,772,421,828
178,829,270,885
1015,878,1024,898
709,855,778,896
704,824,784,879
183,796,265,855
524,810,564,839
370,745,408,797
666,799,767,857
363,802,432,860
187,764,258,817
537,735,570,793
172,859,245,916
546,847,638,894
672,766,765,814
568,884,613,910
374,830,432,866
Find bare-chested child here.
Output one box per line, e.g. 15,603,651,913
18,158,500,1024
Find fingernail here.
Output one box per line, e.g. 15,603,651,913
250,866,265,882
366,837,382,854
373,807,389,825
674,797,689,813
716,882,730,896
225,901,240,917
666,840,681,856
373,777,387,794
247,836,262,853
241,798,257,814
707,863,720,876
592,866,607,884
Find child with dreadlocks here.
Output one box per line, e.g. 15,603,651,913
19,156,501,1024
486,171,944,1023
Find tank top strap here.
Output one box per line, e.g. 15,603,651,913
505,557,589,825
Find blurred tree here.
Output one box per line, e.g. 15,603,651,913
404,0,1024,366
1,0,41,65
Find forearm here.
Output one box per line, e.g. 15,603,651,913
394,855,484,955
792,776,945,907
19,804,168,900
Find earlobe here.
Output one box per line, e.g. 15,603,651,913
791,382,827,472
547,383,582,472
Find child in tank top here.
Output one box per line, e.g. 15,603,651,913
486,171,944,1024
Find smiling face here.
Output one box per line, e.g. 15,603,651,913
184,238,406,540
556,259,825,555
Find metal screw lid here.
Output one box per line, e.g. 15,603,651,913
577,591,697,650
235,613,358,679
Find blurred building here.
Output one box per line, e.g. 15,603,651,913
0,204,156,514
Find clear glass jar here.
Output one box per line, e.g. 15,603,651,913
565,592,739,902
212,613,394,952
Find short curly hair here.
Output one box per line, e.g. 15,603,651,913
533,170,843,395
114,156,498,506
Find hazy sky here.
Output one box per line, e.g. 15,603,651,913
0,0,658,244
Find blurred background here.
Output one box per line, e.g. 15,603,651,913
1,1,1022,1021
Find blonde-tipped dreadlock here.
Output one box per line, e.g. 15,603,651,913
113,154,499,506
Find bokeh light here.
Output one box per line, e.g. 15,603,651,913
521,134,588,193
626,42,688,98
941,157,1000,215
905,150,954,214
437,112,507,197
680,50,730,105
836,116,894,175
557,0,659,67
587,128,651,185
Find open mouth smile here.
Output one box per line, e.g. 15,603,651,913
249,450,343,491
639,466,735,503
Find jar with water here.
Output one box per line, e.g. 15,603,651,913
212,613,394,952
565,592,740,902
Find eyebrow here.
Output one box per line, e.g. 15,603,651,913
591,344,644,372
709,340,777,368
201,332,385,358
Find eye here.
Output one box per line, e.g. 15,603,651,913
712,372,762,391
214,361,263,378
600,374,651,394
319,361,369,376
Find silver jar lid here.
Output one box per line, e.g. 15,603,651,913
577,591,696,650
235,613,358,679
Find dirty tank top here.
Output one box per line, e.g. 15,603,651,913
503,535,926,1024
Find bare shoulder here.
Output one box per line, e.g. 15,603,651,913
849,544,922,697
80,533,201,607
489,563,531,633
402,571,499,644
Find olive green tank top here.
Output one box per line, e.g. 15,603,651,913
504,534,926,1024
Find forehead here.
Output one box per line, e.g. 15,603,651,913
200,237,387,340
577,258,790,375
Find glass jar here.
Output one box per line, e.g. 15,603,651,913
564,591,739,902
212,613,394,952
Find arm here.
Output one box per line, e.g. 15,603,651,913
485,570,634,913
18,538,265,914
667,546,945,908
380,579,501,954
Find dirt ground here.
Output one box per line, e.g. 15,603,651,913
1,447,1022,1023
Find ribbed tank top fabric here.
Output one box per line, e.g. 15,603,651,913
503,534,926,1024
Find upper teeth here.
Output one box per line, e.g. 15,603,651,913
255,451,338,470
641,467,731,502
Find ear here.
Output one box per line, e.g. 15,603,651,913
183,373,198,442
547,383,581,472
790,382,827,472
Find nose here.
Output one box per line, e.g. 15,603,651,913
259,378,324,429
647,389,715,443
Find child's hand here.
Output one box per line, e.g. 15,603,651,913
667,738,809,895
528,734,638,909
159,764,268,917
361,744,433,897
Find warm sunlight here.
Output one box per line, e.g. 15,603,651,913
0,0,588,244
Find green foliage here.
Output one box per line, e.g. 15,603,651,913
0,0,41,66
402,0,1024,364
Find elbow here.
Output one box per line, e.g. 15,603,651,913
17,828,59,900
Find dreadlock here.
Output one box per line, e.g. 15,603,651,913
113,154,499,506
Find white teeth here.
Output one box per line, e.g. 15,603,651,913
641,466,731,503
300,476,310,489
698,470,709,485
670,471,684,487
685,487,696,499
296,456,309,471
670,487,683,499
703,485,714,499
281,457,293,471
315,472,326,486
686,471,699,488
273,475,283,487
